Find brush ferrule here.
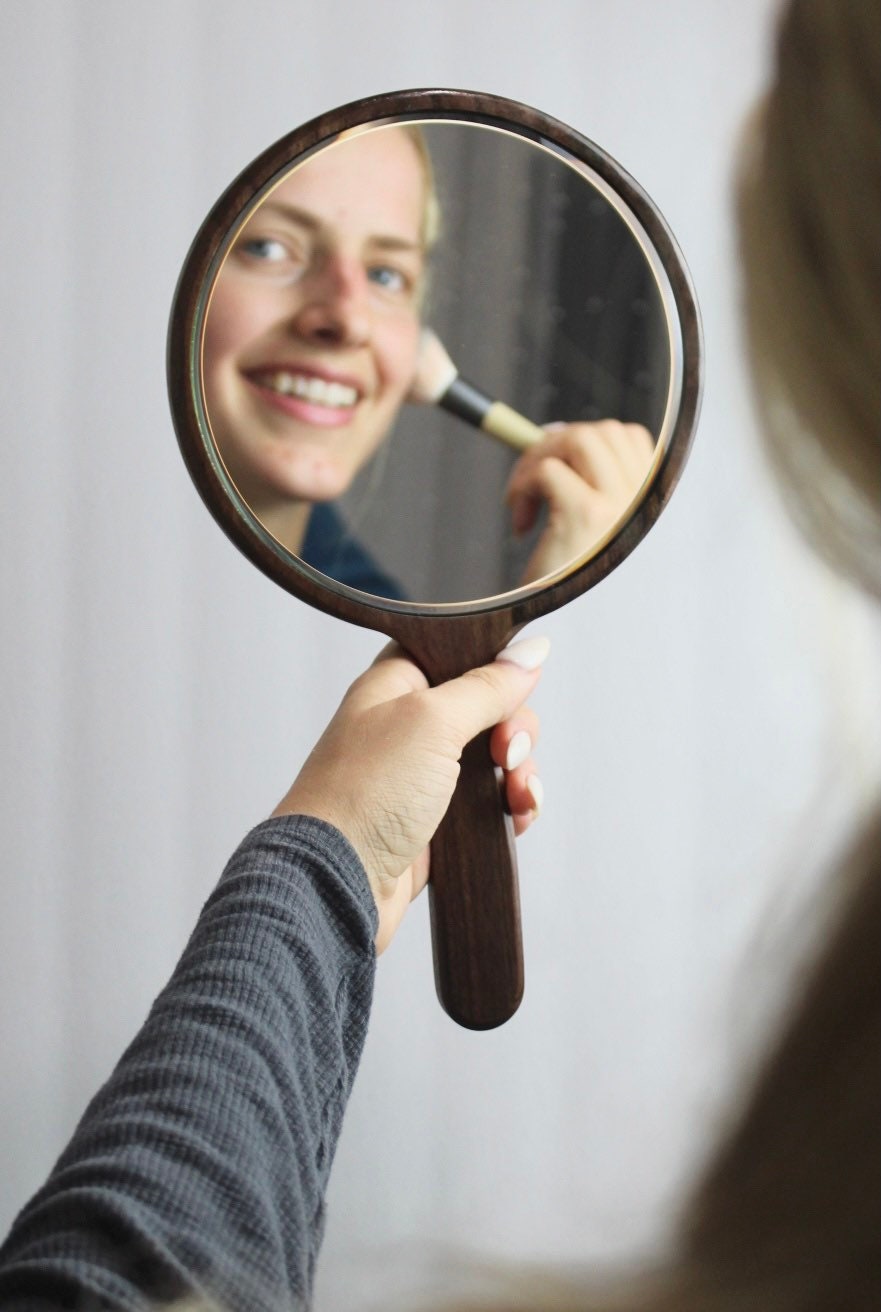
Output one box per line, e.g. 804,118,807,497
438,376,492,428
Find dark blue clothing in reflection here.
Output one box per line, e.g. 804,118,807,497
300,503,405,601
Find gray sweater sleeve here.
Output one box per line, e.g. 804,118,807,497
0,815,379,1312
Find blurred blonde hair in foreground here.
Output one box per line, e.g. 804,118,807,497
163,0,880,1308
448,0,881,1307
740,0,881,596
452,0,881,1306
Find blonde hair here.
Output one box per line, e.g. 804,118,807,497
738,0,881,595
401,123,442,252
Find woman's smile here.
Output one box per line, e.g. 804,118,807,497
245,365,364,429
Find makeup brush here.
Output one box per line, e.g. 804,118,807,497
409,329,544,452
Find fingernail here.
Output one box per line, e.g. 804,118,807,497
543,421,566,432
527,774,544,816
506,730,531,771
497,635,551,671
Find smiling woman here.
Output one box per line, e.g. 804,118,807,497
202,125,432,595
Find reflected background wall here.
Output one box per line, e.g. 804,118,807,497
1,1,880,1307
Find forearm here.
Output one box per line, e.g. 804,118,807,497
0,815,378,1311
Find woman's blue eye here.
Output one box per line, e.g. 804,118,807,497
241,237,288,262
368,265,408,294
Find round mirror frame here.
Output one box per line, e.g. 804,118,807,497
168,87,703,634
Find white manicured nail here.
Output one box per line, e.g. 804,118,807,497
527,775,544,815
506,730,531,771
497,635,551,671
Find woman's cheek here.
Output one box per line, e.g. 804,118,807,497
204,279,274,365
380,316,422,394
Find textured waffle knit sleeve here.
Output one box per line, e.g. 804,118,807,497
0,815,379,1312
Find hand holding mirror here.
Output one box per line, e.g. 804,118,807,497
168,89,702,1029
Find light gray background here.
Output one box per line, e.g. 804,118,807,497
2,2,880,1307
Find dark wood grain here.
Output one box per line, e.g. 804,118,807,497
167,89,704,1029
429,731,522,1029
394,612,524,1028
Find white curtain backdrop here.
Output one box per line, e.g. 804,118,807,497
2,2,879,1307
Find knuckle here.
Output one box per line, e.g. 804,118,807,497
468,664,502,698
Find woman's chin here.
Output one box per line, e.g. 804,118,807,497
287,467,351,503
222,441,360,510
269,462,352,506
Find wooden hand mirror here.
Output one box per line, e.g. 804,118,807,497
167,88,702,1031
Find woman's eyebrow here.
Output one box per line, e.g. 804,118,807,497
368,235,423,255
254,201,423,254
255,201,320,232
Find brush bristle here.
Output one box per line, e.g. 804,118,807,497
407,329,458,405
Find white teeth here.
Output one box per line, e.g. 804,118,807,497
263,371,358,408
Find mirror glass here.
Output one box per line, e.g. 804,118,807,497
200,119,678,605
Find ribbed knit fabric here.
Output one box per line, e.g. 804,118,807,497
0,815,378,1311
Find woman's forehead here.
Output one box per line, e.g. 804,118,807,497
265,128,426,245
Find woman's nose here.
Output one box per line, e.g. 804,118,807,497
290,255,370,347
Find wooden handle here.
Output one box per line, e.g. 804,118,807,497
428,729,523,1029
386,612,524,1030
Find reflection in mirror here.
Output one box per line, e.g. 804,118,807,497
201,120,672,604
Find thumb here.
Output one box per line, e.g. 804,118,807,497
428,635,551,747
344,644,429,713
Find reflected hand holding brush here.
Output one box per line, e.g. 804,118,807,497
507,420,655,582
409,328,656,585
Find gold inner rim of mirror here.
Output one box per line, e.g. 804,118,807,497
194,115,683,613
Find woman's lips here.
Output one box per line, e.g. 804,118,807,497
246,368,363,428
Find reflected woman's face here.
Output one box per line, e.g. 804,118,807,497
203,127,426,514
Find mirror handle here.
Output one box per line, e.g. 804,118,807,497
428,730,524,1028
386,612,525,1029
